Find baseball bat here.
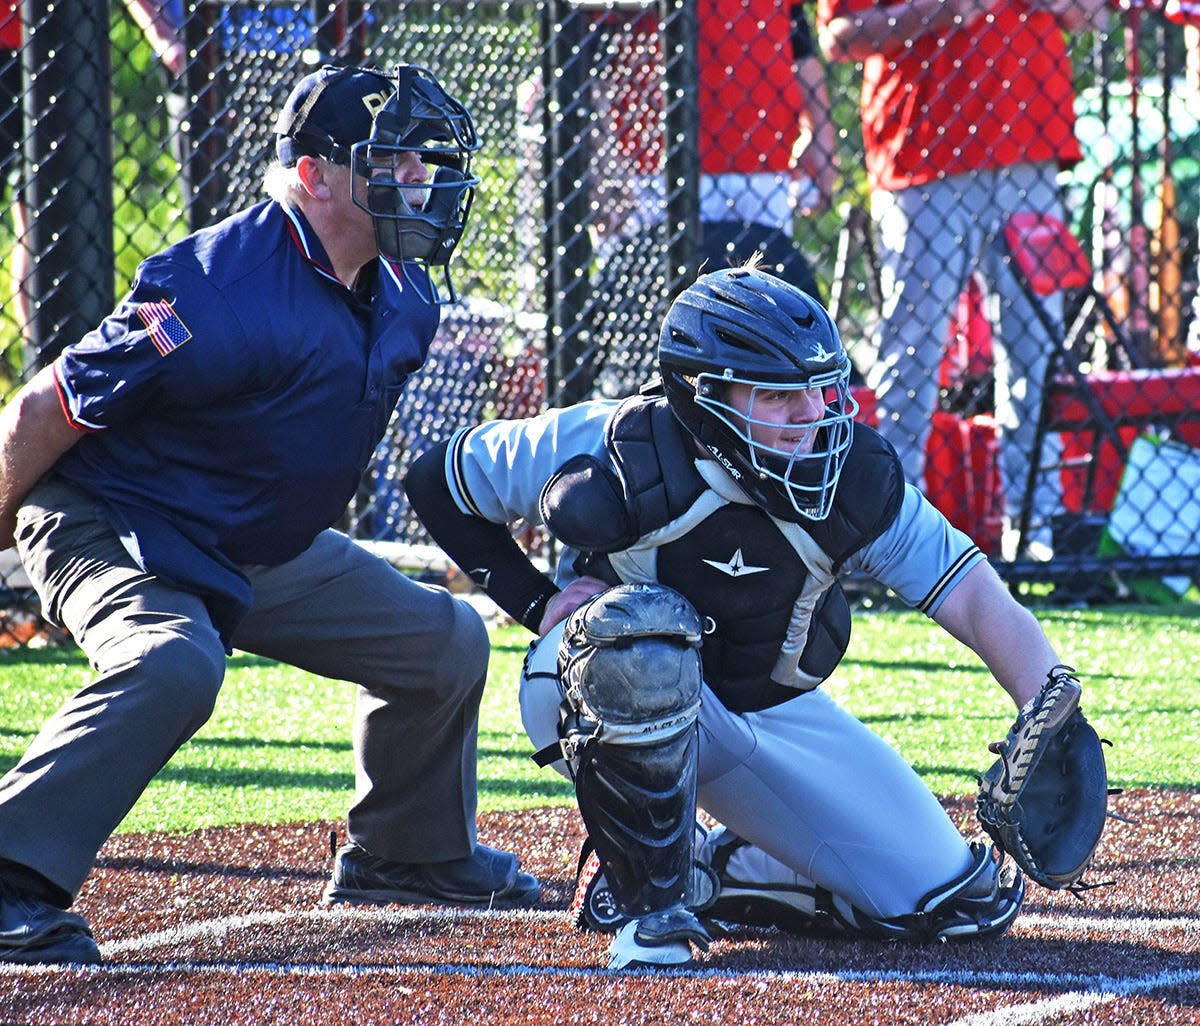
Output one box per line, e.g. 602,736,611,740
1152,10,1186,367
1124,3,1154,364
1153,130,1185,365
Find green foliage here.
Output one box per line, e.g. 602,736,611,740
827,604,1200,794
110,5,190,290
0,603,1195,836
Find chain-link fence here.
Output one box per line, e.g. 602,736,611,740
1,0,1198,644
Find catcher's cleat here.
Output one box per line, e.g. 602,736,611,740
923,845,1026,942
701,829,1024,943
0,882,101,966
700,826,834,934
322,841,540,908
570,834,718,934
607,907,710,971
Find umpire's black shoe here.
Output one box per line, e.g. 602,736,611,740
322,842,541,908
0,881,101,966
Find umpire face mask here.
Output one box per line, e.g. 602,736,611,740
350,65,481,305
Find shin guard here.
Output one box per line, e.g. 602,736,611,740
558,584,704,919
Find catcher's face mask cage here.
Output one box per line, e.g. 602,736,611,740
351,65,481,304
694,369,857,521
659,266,857,521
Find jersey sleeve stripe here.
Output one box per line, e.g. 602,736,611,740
916,545,983,614
53,362,103,433
447,426,487,518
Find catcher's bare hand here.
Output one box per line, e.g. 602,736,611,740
538,576,610,636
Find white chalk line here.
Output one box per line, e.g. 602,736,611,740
941,968,1199,1026
1,906,1196,1006
101,905,1200,956
5,956,1198,1006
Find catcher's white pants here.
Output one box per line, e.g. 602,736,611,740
522,622,973,920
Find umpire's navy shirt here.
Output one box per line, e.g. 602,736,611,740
50,200,439,642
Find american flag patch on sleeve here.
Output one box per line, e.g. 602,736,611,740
136,300,193,356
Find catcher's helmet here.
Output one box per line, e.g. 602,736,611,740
349,65,480,303
658,266,858,521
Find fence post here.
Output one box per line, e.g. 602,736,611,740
541,1,595,407
660,0,698,302
21,0,114,367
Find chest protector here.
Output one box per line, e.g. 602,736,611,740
540,396,904,712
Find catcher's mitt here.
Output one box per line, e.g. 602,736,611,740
976,665,1109,892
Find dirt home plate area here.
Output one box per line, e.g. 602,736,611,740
1,791,1196,1025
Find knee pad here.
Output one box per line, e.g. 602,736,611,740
557,583,704,758
557,584,705,918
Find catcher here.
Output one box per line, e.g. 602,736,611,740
405,265,1110,969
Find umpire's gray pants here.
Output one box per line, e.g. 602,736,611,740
0,476,489,898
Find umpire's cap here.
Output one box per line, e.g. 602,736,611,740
275,64,394,169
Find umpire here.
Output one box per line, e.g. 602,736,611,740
0,63,538,966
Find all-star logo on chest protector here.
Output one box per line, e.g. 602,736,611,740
654,505,808,710
702,548,769,578
540,395,895,712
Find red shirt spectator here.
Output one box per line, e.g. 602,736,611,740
816,0,1082,192
604,1,833,195
1,1,19,50
700,0,810,175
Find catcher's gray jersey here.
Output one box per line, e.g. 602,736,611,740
444,397,989,919
444,397,985,626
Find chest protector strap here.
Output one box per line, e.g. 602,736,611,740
539,397,705,553
540,398,889,711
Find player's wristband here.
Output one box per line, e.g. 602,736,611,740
519,590,558,634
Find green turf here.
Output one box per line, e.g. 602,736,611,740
0,601,1195,835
